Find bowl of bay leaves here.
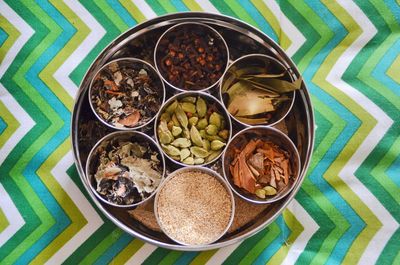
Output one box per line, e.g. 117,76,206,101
219,54,302,127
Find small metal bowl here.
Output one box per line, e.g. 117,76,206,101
85,131,166,209
154,166,235,246
219,53,296,127
89,57,166,131
154,22,229,92
154,91,232,167
222,126,300,204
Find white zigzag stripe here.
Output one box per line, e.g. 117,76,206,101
282,200,319,265
0,184,25,248
131,0,157,19
53,0,106,99
45,151,103,264
126,243,157,265
205,242,242,264
196,0,220,13
0,2,34,246
262,0,306,57
328,1,398,264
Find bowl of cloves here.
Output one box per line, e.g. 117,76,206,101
222,126,300,204
89,58,165,130
85,131,166,209
154,22,229,92
220,54,301,127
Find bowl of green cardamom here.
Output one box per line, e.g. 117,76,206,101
154,91,232,167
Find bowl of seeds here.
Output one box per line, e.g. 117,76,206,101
220,54,301,127
154,22,229,92
222,126,300,204
154,167,235,246
154,91,232,167
86,131,165,208
89,58,165,130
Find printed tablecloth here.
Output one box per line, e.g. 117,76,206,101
0,1,399,264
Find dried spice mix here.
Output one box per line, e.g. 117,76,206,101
156,23,228,90
93,138,163,205
91,60,162,128
229,139,293,198
157,95,229,165
157,170,232,245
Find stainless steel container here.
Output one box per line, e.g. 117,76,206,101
71,12,314,251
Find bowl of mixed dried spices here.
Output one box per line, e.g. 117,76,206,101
89,58,165,130
154,91,232,167
222,126,300,204
220,54,301,127
154,22,229,92
85,131,165,208
154,167,234,246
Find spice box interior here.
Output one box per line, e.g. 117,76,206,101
72,13,314,251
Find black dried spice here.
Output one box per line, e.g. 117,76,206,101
93,139,162,205
157,24,227,90
91,61,162,128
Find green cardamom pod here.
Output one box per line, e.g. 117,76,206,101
171,126,182,137
209,112,222,128
205,134,225,142
190,146,209,158
199,129,206,138
165,100,178,114
189,116,199,126
211,140,226,150
158,120,174,144
171,114,180,127
203,139,211,151
205,150,222,162
194,157,205,165
160,112,171,122
196,97,207,118
179,148,191,161
190,125,204,147
182,156,194,165
196,118,208,129
175,104,188,128
162,144,180,157
181,96,197,103
171,138,191,148
205,124,218,136
181,102,196,113
263,186,277,196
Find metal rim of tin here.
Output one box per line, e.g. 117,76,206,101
154,21,230,93
71,12,315,251
85,130,166,209
153,90,232,168
88,57,166,131
153,166,235,246
222,125,301,204
219,53,296,128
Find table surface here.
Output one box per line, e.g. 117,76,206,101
0,1,399,264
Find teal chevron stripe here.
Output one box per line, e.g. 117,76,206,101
108,0,136,27
0,28,7,46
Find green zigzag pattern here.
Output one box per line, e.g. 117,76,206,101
0,0,399,264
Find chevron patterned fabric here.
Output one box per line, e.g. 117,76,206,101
1,0,399,264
